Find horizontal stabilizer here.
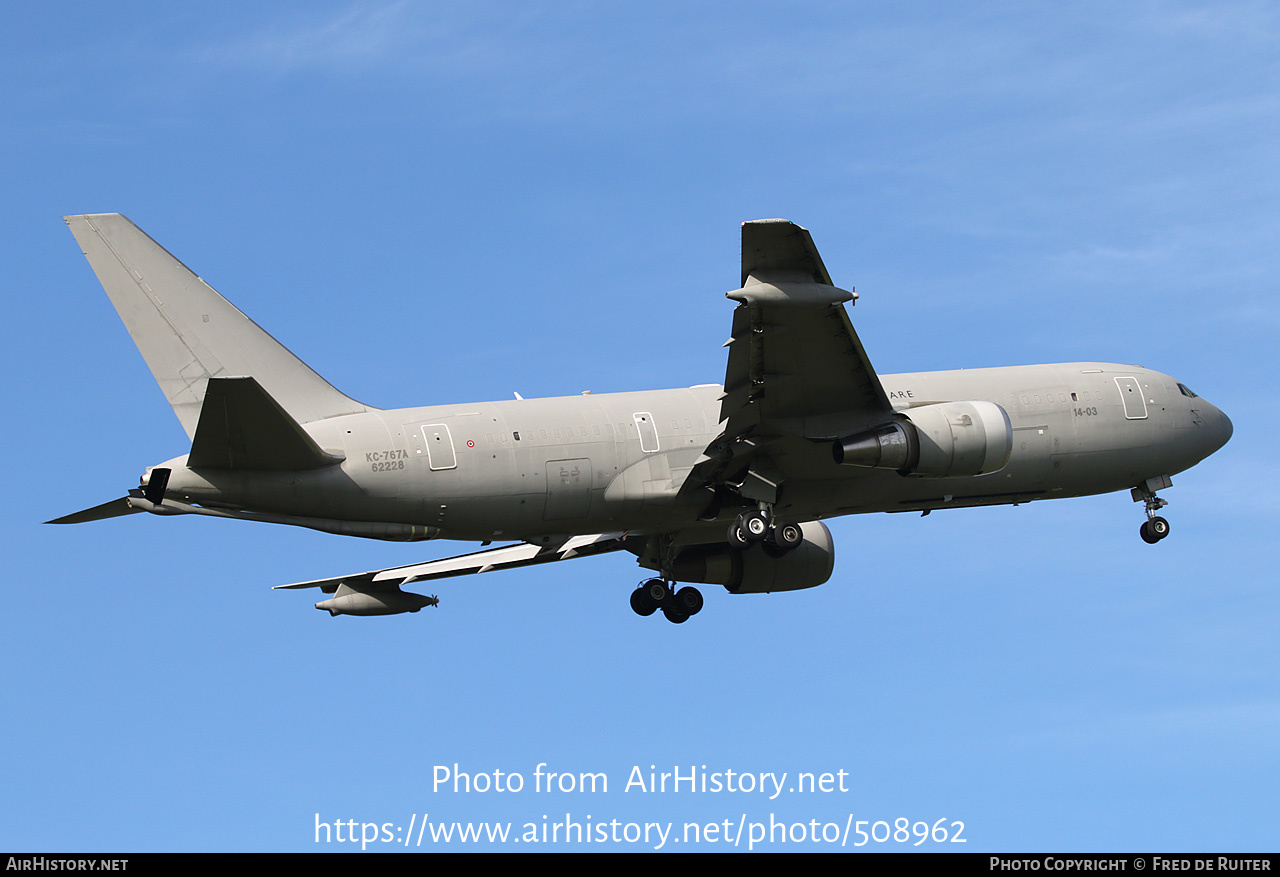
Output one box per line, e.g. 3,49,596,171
188,376,344,470
46,497,141,524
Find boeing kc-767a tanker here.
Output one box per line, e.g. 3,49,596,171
51,215,1232,622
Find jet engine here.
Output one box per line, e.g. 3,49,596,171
667,521,835,594
833,400,1012,477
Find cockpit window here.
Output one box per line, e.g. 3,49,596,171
1177,383,1198,398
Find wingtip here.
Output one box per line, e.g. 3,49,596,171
45,497,141,525
63,213,129,225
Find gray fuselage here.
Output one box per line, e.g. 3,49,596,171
158,361,1232,545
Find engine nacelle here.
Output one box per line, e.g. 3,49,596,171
667,521,835,594
834,400,1012,478
316,583,439,617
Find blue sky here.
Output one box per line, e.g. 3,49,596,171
2,1,1276,852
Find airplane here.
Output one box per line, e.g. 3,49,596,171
50,214,1233,622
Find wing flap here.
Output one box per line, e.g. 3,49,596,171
275,533,630,593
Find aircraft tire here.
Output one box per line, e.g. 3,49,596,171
1150,516,1170,540
772,522,803,550
630,587,658,617
743,511,770,541
727,522,751,549
675,586,704,616
1140,521,1160,544
644,578,669,604
662,605,689,624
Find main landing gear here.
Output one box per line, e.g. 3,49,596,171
630,578,704,624
1133,481,1171,544
628,506,799,624
726,507,802,556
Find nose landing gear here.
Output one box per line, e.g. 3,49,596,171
1140,516,1171,544
1132,478,1172,544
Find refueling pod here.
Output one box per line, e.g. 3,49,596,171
315,583,439,616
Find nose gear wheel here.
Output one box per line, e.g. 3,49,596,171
1133,482,1171,544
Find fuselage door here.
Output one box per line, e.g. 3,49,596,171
1115,377,1148,420
633,412,659,453
420,424,457,470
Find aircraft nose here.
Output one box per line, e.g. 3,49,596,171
1200,400,1233,457
1213,404,1233,450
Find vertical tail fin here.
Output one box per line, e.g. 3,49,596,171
65,213,371,438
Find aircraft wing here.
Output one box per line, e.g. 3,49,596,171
275,533,632,594
719,219,894,441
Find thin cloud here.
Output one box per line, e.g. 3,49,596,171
199,2,419,73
